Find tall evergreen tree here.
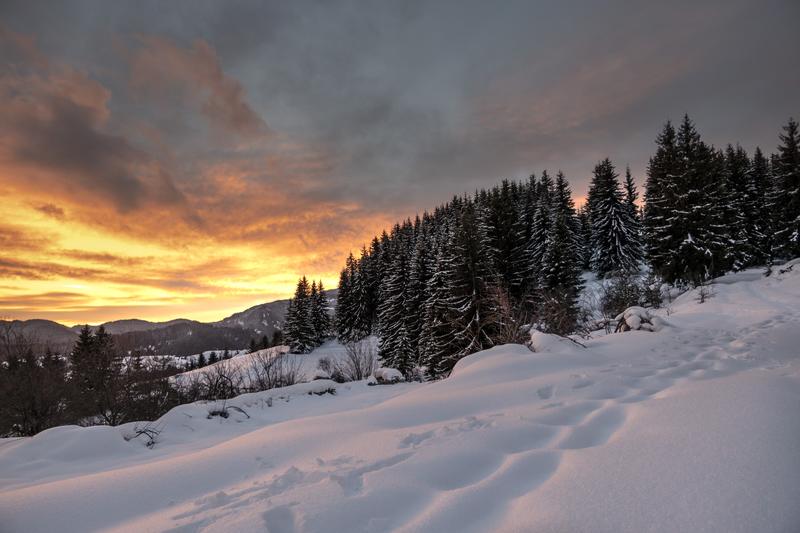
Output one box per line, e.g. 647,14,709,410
285,276,316,353
673,115,728,283
432,202,496,375
645,115,727,284
748,147,772,264
644,121,679,275
378,227,413,373
311,280,331,343
771,118,800,258
587,158,642,276
527,171,554,294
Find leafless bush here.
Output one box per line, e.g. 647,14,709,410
245,350,303,391
695,282,714,304
331,340,377,382
640,272,663,309
600,273,642,319
488,286,532,345
200,360,245,400
207,400,250,419
536,288,580,336
123,422,163,448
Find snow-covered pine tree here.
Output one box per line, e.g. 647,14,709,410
334,255,354,341
748,147,772,264
644,121,679,276
553,171,583,258
418,232,454,380
311,280,331,344
539,178,584,334
349,246,373,339
645,116,727,285
587,158,641,276
723,144,755,270
285,276,316,353
671,115,728,284
433,201,496,375
527,171,554,295
510,174,539,298
485,180,524,298
362,237,383,332
406,219,433,366
622,166,645,267
576,204,592,270
377,225,413,373
771,118,800,259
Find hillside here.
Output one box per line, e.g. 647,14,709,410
214,289,338,337
0,319,78,349
70,319,193,335
1,265,798,532
2,291,334,357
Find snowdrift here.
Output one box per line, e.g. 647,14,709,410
1,266,799,532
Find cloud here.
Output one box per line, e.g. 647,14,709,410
34,203,66,220
0,30,189,216
129,36,269,139
0,222,53,251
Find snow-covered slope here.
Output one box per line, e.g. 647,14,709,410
1,266,799,532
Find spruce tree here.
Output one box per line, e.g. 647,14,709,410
644,121,679,275
587,158,642,276
434,202,495,375
285,276,316,353
334,259,353,341
406,222,433,365
377,227,412,373
748,147,772,264
771,118,800,258
311,280,331,343
723,144,755,270
672,115,728,284
419,236,454,379
527,172,554,294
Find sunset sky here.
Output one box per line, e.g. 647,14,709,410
1,0,798,325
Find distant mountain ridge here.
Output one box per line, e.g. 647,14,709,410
69,318,193,335
2,289,338,356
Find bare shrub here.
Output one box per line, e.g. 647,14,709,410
695,282,714,304
199,361,244,400
332,340,377,382
246,350,303,392
600,273,642,319
207,400,250,419
536,288,580,336
123,422,163,448
640,272,663,309
488,285,531,345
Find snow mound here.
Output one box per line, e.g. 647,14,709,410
615,306,670,332
2,265,800,532
373,367,404,383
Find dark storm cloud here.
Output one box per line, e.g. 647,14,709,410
1,0,799,212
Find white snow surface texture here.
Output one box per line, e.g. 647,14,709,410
2,265,800,532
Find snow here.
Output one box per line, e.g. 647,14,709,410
373,367,404,383
2,266,800,532
615,306,670,331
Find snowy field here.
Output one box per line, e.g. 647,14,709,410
1,265,800,532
